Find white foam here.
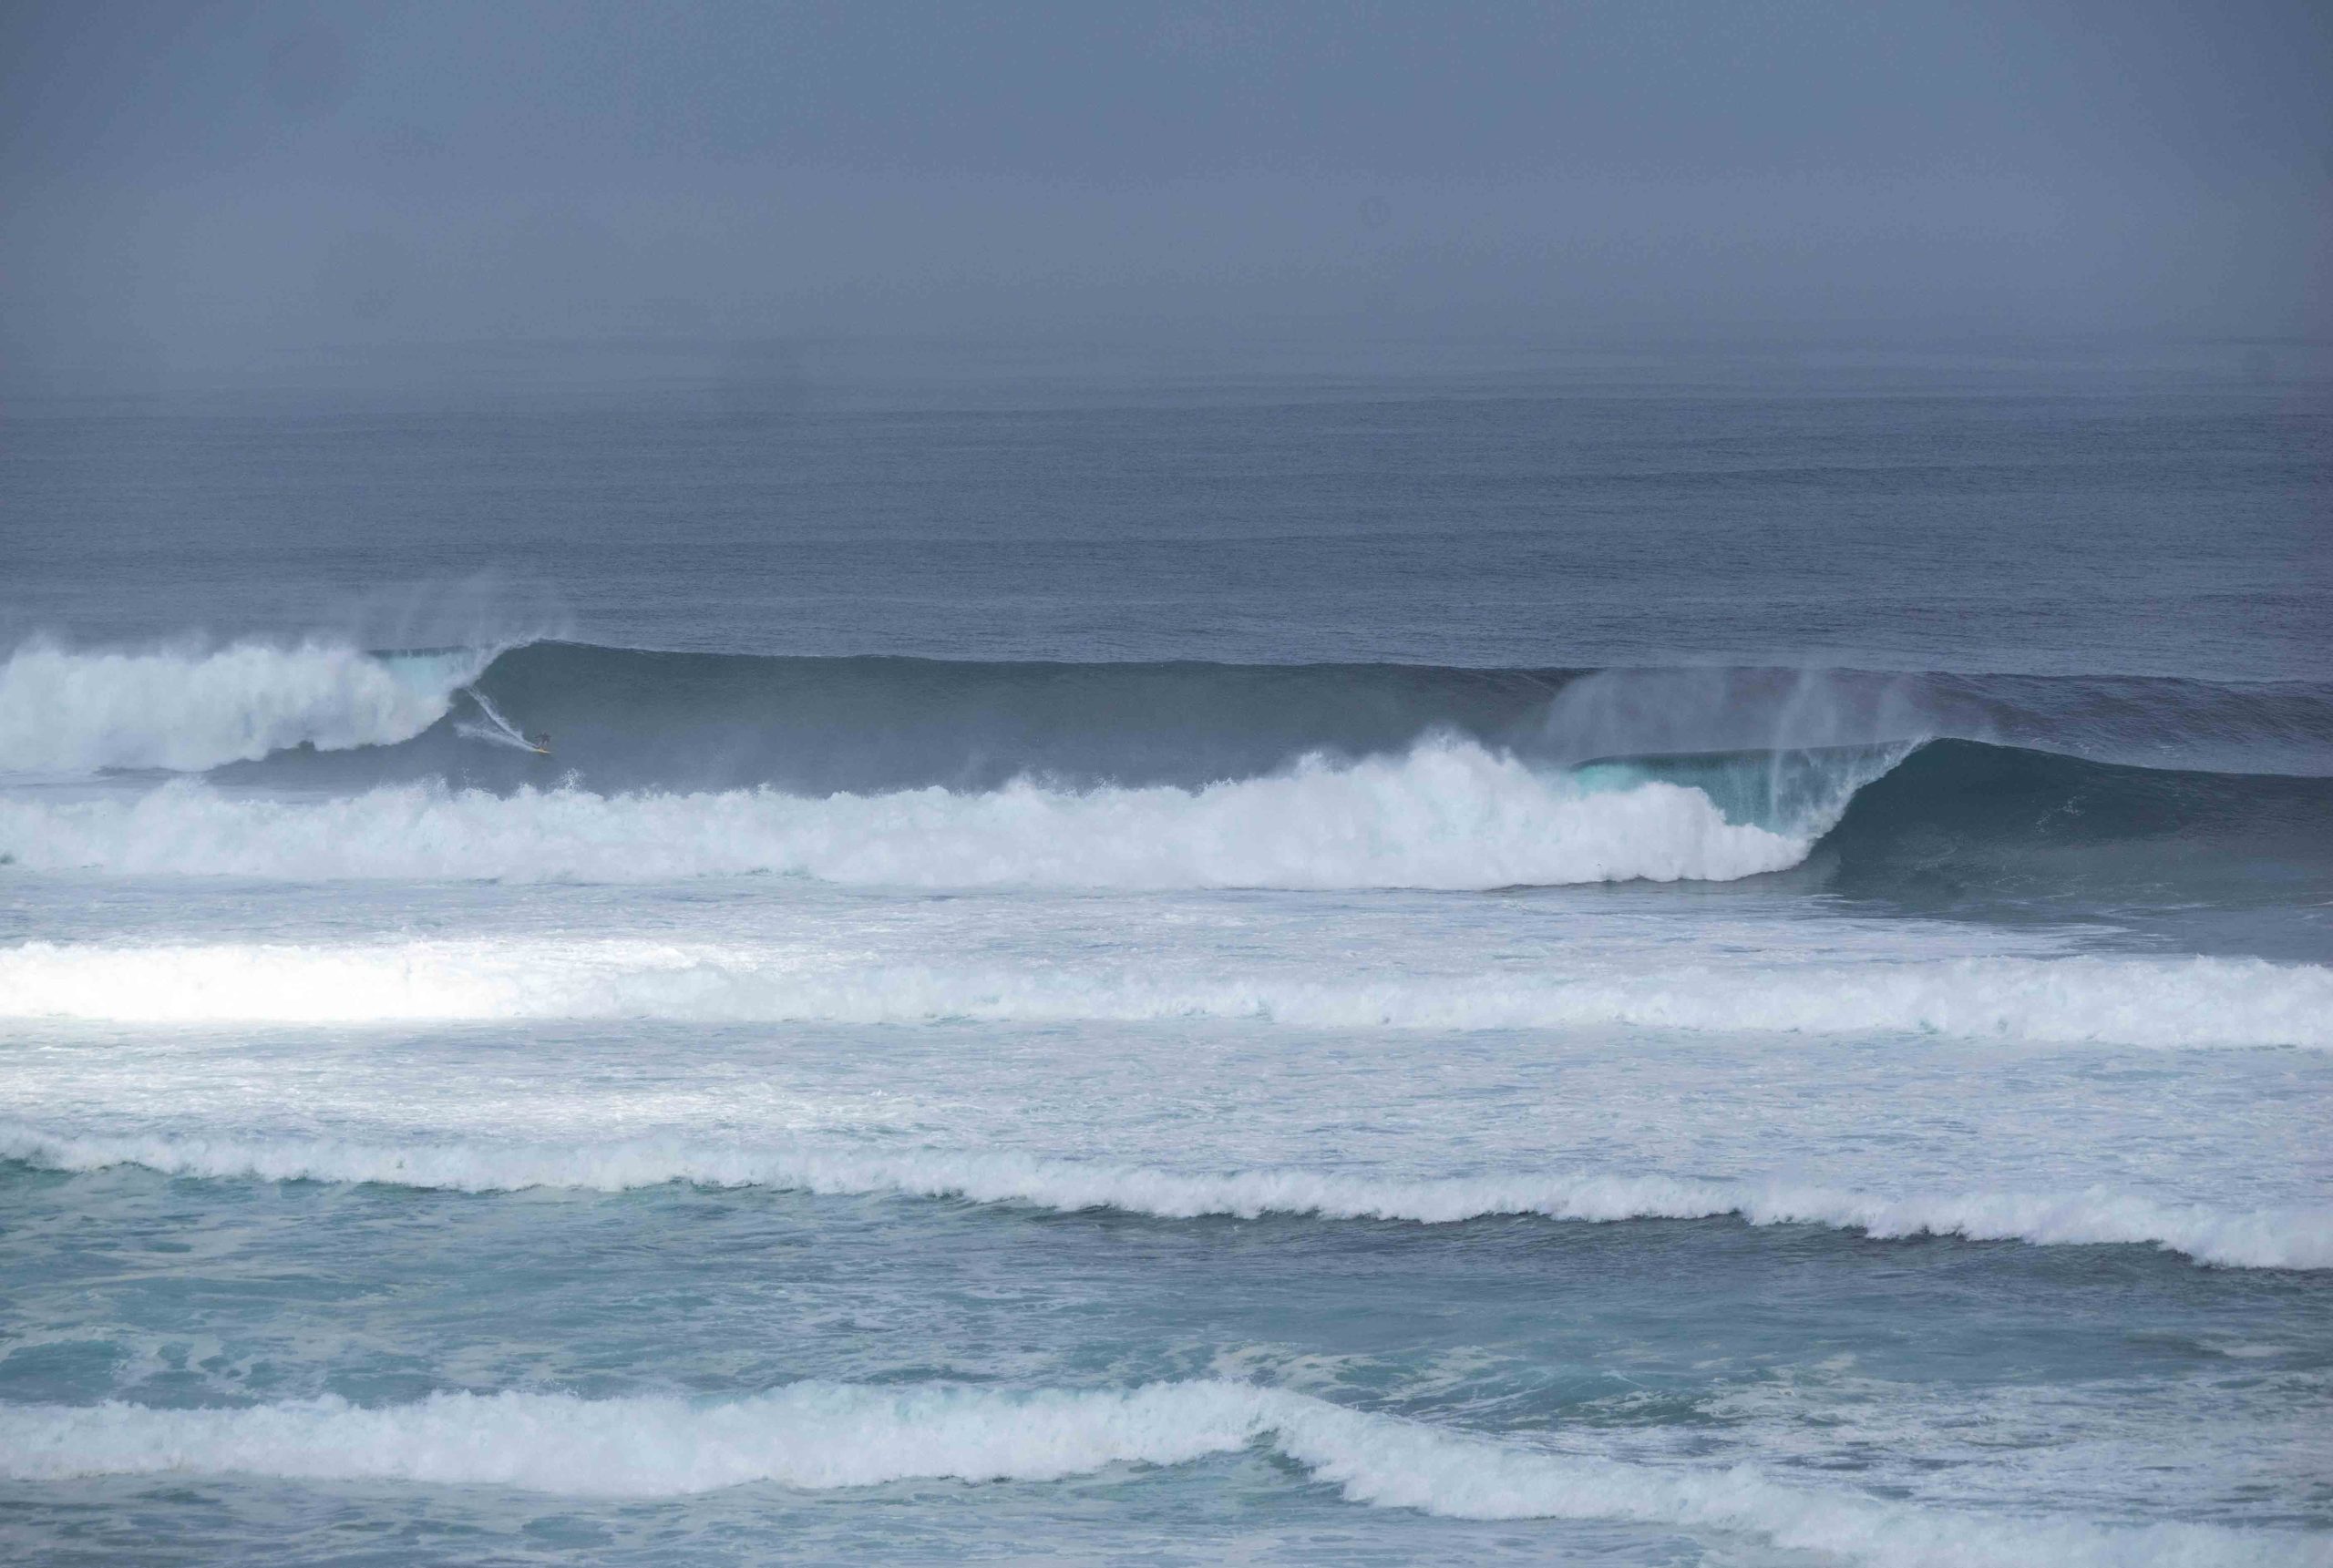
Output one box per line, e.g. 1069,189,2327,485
0,639,475,774
2,937,2324,1048
0,740,1815,887
5,1124,2320,1268
0,1381,2300,1564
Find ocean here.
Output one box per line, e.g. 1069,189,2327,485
1,347,2328,1565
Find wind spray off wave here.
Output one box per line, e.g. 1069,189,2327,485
0,639,486,774
8,353,2332,1568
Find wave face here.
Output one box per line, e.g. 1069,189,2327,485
0,740,1824,887
0,1381,2297,1566
0,639,477,774
1793,741,2333,943
0,639,2299,920
3,939,2325,1048
210,643,2333,796
12,734,2331,918
1821,738,2333,873
6,1123,2320,1269
9,638,2327,916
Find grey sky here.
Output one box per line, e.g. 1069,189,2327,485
4,1,2327,388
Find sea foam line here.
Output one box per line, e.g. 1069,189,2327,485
0,1381,2306,1565
4,1125,2320,1269
1,939,2326,1049
0,639,478,774
0,740,1819,887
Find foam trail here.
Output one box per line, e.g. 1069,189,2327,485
2,939,2324,1048
451,687,541,753
0,639,479,774
0,1382,2301,1564
5,1125,2320,1268
0,741,1824,887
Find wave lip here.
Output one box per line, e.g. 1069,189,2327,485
0,740,1823,888
0,639,481,774
248,643,2333,795
2,939,2326,1049
5,1125,2322,1269
0,1381,2303,1565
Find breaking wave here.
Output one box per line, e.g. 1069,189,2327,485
0,1381,2304,1563
2,939,2324,1048
0,639,481,774
211,643,2333,795
5,1124,2323,1269
0,740,1826,888
6,637,2328,909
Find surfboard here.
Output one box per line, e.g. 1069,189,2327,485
456,688,553,755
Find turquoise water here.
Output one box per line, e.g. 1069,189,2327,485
1,354,2328,1563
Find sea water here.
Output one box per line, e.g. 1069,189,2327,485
1,349,2328,1564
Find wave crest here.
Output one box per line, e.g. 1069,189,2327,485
0,1382,2297,1563
5,1124,2322,1268
0,740,1821,887
0,640,479,774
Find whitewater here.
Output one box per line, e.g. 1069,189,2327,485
0,639,480,774
8,1120,2325,1269
1,741,1829,887
6,1380,2322,1568
5,630,2330,1568
3,935,2328,1046
5,351,2329,1565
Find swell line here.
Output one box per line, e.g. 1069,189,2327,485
0,1381,2307,1565
5,1125,2321,1269
2,941,2324,1047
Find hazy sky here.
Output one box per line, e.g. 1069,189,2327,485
4,0,2327,387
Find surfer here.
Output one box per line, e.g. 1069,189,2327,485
529,732,552,755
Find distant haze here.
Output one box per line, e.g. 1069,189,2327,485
4,0,2328,392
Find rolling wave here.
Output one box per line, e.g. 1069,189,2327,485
215,642,2333,795
0,740,1819,887
1,939,2326,1047
0,1381,2305,1563
12,633,2329,794
8,636,2328,914
0,638,480,774
5,1123,2320,1268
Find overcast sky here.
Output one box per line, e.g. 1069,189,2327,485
4,0,2327,388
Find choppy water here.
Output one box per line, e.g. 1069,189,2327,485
2,352,2328,1564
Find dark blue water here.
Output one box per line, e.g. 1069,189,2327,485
6,354,2326,674
1,349,2328,1565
